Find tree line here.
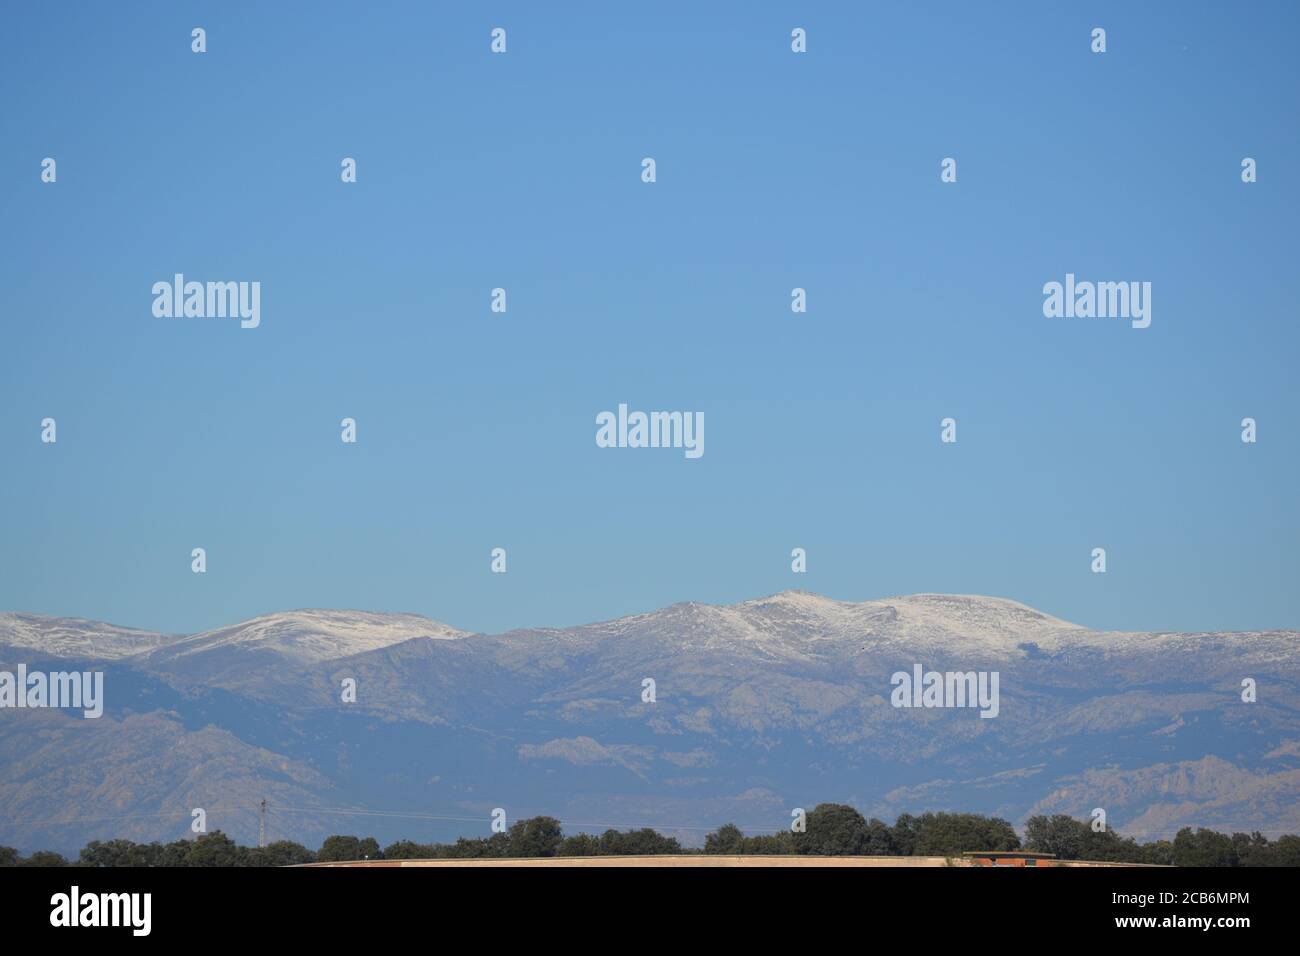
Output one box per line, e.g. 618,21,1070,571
3,805,1297,866
702,806,1300,866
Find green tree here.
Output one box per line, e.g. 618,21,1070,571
1140,839,1175,866
891,813,918,855
597,828,681,855
184,831,245,867
906,813,1021,856
507,816,564,858
797,803,871,856
737,832,796,855
22,851,69,867
1025,814,1088,859
445,836,488,858
247,840,316,867
383,840,436,861
1172,827,1238,867
316,835,381,863
1268,835,1300,867
445,832,510,858
157,839,194,867
557,833,601,857
79,839,160,867
1094,833,1141,862
704,823,745,854
862,818,897,855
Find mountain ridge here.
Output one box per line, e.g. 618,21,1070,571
7,590,1292,657
2,592,1297,853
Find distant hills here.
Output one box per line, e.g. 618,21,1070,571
2,592,1297,854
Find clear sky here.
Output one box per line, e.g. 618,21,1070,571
2,1,1297,636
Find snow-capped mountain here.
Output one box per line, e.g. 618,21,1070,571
0,613,174,661
1,593,1297,853
135,609,470,692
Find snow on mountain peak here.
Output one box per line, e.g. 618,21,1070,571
157,609,471,666
0,613,175,661
587,590,1093,659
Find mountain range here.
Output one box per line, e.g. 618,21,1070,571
2,592,1297,854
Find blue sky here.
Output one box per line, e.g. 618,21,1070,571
2,1,1297,636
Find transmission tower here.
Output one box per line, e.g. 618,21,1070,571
259,799,267,848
